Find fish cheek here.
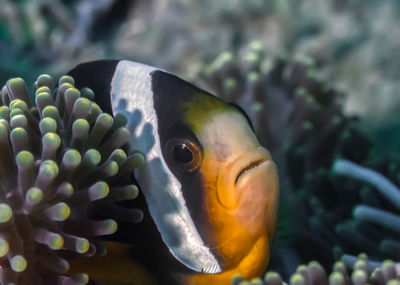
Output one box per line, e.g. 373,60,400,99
198,157,242,267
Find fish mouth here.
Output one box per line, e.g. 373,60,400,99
235,158,268,185
217,147,272,209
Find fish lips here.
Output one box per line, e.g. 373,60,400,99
217,147,277,211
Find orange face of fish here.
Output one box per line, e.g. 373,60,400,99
179,94,280,284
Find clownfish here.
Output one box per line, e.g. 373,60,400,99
66,60,279,285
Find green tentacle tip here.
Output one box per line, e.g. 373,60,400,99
89,182,109,201
35,92,52,104
58,182,74,197
329,272,344,284
302,121,314,131
9,100,25,109
40,160,59,179
43,132,61,149
223,78,237,91
39,117,57,134
249,278,263,285
65,87,80,98
10,114,27,129
244,52,259,64
36,74,53,88
54,202,71,221
10,127,27,139
388,280,400,285
84,149,101,166
7,77,25,86
11,255,27,272
127,185,139,199
110,149,127,166
333,261,345,271
113,113,128,127
0,204,13,223
354,259,367,270
122,153,145,172
98,113,113,127
26,187,43,204
133,153,145,168
42,106,60,120
105,161,119,176
290,273,305,285
294,53,315,67
296,264,307,272
76,238,90,253
16,151,34,169
105,219,118,234
264,271,280,281
49,233,64,250
72,119,89,137
74,97,91,110
35,86,51,96
249,40,263,51
9,77,25,87
59,258,70,274
295,87,307,97
63,149,81,169
231,274,244,284
81,87,95,101
248,71,260,83
59,83,74,94
10,108,24,118
0,106,10,119
59,75,75,86
251,102,263,112
75,273,89,284
216,51,234,67
351,269,367,282
0,238,9,257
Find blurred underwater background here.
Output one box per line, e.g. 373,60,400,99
1,0,400,284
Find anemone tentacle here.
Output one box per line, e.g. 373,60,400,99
0,75,144,284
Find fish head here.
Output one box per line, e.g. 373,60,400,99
182,91,279,269
68,60,279,274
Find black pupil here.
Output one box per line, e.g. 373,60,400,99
173,144,193,164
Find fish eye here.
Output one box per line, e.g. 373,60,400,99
173,144,194,164
166,139,202,172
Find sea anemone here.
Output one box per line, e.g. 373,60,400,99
0,74,144,284
192,41,400,281
332,159,400,263
195,42,372,273
232,254,400,285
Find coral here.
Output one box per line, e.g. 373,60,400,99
0,75,144,284
231,254,400,285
